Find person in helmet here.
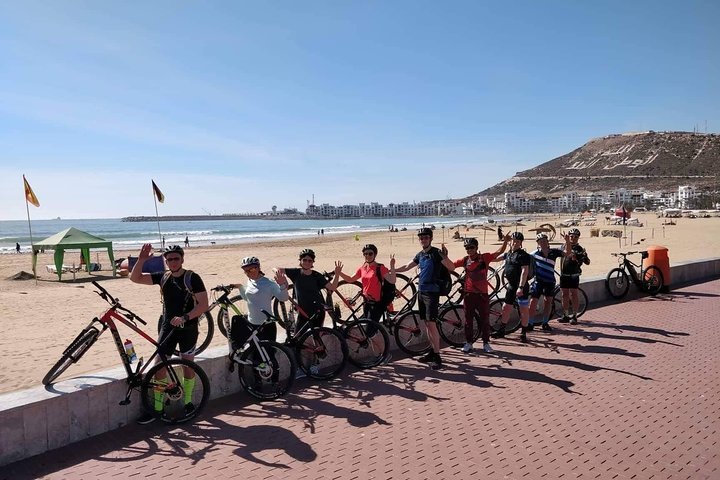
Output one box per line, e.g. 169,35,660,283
395,227,456,369
337,244,396,362
227,256,289,344
527,232,566,333
451,235,510,353
559,228,590,324
130,243,209,424
277,248,342,331
491,231,533,343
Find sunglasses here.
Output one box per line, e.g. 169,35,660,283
165,256,182,262
363,251,375,256
242,265,258,272
464,246,477,250
301,257,315,262
418,235,431,240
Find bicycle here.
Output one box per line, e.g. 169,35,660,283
605,251,664,299
206,285,245,339
42,281,210,424
209,285,296,400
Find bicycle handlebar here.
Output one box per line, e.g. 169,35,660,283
91,281,147,325
212,285,233,293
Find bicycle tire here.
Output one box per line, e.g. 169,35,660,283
392,310,431,355
530,295,555,325
327,281,365,321
273,284,296,321
295,327,348,380
388,273,417,316
642,266,664,296
42,327,100,385
140,358,210,424
488,299,522,334
446,271,463,303
487,266,500,299
605,268,630,299
189,312,214,355
215,295,243,338
343,319,390,369
438,304,479,347
553,287,588,318
237,341,296,400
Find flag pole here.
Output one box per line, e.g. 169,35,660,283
25,198,38,284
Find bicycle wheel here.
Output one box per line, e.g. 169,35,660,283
605,268,630,299
553,288,588,318
488,299,505,333
438,304,479,347
140,358,210,424
487,266,501,299
216,295,243,338
446,271,463,304
505,302,522,333
327,281,365,321
190,312,214,355
237,341,296,400
42,327,100,385
393,310,431,355
273,284,296,321
295,327,348,380
388,273,417,316
642,266,664,296
343,319,389,368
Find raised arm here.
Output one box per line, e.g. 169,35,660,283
394,259,417,273
325,261,343,291
440,244,455,271
492,234,511,257
384,255,397,284
129,243,154,285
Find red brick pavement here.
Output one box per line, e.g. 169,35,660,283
4,280,719,480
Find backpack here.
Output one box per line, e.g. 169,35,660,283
375,264,397,307
431,249,452,296
159,270,197,317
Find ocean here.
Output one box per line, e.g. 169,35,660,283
0,216,506,254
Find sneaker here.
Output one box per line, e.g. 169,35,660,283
520,332,528,343
417,351,434,363
483,342,494,353
429,354,443,370
295,369,307,379
541,322,552,331
558,315,570,324
526,323,535,331
309,365,320,376
137,412,157,425
461,343,473,354
492,326,506,339
184,402,196,416
570,316,578,325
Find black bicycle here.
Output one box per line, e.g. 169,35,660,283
605,251,664,299
43,281,210,424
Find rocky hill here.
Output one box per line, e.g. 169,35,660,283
476,131,719,198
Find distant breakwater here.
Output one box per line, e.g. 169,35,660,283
121,214,450,222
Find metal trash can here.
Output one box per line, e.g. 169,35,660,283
643,246,670,292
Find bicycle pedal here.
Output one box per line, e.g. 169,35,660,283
119,399,131,406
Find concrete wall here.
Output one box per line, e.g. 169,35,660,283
2,257,719,466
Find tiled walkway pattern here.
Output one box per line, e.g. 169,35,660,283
4,280,719,479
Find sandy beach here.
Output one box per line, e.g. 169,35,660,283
1,212,718,394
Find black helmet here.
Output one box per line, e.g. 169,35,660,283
362,244,378,254
535,232,549,241
568,228,581,237
417,227,433,237
463,237,479,248
299,248,316,259
163,245,184,258
511,231,524,241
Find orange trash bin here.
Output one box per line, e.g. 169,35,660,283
643,245,670,291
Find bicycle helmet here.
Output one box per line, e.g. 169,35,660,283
463,237,479,248
362,244,378,254
535,233,549,241
568,228,581,237
298,248,316,260
241,256,260,268
510,231,524,241
417,227,433,237
163,245,184,258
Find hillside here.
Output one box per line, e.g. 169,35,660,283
477,131,720,198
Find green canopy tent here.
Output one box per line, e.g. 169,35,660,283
32,227,116,280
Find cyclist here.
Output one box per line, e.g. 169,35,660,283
527,233,565,332
277,248,342,332
452,236,509,354
336,244,396,361
227,256,290,346
559,228,590,324
130,244,209,424
395,227,456,369
491,232,532,343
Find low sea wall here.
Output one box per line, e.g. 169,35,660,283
2,257,718,466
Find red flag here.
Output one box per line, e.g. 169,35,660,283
151,180,165,203
23,175,40,207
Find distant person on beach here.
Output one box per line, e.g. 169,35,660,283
227,256,289,346
16,242,20,253
497,226,503,241
452,236,509,354
162,235,166,250
276,249,342,332
559,228,590,325
321,229,324,235
395,227,456,370
527,233,565,333
184,235,189,248
130,244,209,424
491,232,532,343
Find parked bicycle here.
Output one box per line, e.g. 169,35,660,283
605,251,664,299
43,281,210,424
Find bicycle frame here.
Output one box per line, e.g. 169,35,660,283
617,253,645,286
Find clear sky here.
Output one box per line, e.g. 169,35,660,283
1,0,718,220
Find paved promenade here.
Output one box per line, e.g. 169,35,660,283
4,280,719,480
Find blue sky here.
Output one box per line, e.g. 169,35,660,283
1,0,718,220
